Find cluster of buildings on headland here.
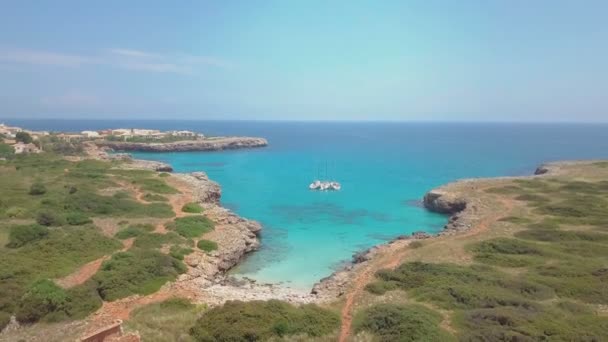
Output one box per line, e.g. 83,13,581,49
0,123,204,155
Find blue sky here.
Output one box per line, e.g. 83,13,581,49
1,0,607,122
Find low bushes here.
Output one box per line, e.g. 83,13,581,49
354,304,454,341
143,193,168,202
0,227,121,316
189,300,340,341
28,182,47,195
36,210,65,226
181,202,203,213
169,246,193,260
14,279,102,324
134,178,178,194
196,239,218,252
367,262,554,309
166,216,214,238
133,232,185,249
6,224,49,248
15,279,67,323
114,224,155,240
93,249,186,301
64,192,175,218
65,212,92,225
126,298,203,342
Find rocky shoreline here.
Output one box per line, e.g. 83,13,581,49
96,136,268,152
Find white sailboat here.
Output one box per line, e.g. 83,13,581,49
309,162,341,191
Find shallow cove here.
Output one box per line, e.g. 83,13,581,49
4,120,595,289
125,122,608,289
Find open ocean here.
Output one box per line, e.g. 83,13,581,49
6,119,608,288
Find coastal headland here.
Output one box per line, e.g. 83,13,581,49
96,136,268,152
1,126,607,340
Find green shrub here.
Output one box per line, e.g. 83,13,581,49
5,206,26,218
114,223,155,240
65,212,92,225
0,143,14,159
133,232,185,249
0,227,121,316
189,300,340,341
181,202,203,213
114,226,145,239
169,246,193,260
36,210,64,226
158,173,170,178
134,178,178,194
368,262,554,309
354,303,454,341
143,193,168,202
28,182,47,195
93,249,186,301
456,305,608,341
15,279,68,323
197,239,218,252
167,216,214,238
63,281,103,320
126,298,202,342
64,192,174,218
6,224,49,248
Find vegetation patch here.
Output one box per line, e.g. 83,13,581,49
143,193,168,202
367,262,554,309
133,232,185,249
6,224,49,248
93,249,186,301
189,300,339,341
133,178,179,194
114,223,155,240
196,239,218,252
0,226,121,317
354,303,454,341
126,298,203,342
166,216,214,238
169,246,193,260
181,202,203,213
14,279,102,324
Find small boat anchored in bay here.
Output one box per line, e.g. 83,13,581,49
309,180,341,191
309,161,341,191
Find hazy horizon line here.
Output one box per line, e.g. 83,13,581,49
2,117,608,125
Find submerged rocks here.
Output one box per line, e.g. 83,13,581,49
96,137,268,152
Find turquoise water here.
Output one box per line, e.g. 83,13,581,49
7,120,608,288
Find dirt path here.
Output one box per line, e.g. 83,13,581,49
85,177,197,330
55,238,135,289
337,193,516,342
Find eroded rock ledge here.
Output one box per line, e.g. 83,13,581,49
96,136,268,152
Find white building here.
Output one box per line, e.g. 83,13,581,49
170,130,202,138
81,130,100,138
13,142,41,154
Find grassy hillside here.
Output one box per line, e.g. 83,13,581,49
357,162,608,341
0,153,196,331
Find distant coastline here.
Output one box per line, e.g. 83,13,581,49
96,136,268,152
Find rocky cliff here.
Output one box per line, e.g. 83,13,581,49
96,137,268,152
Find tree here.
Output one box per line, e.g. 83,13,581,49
15,131,33,144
